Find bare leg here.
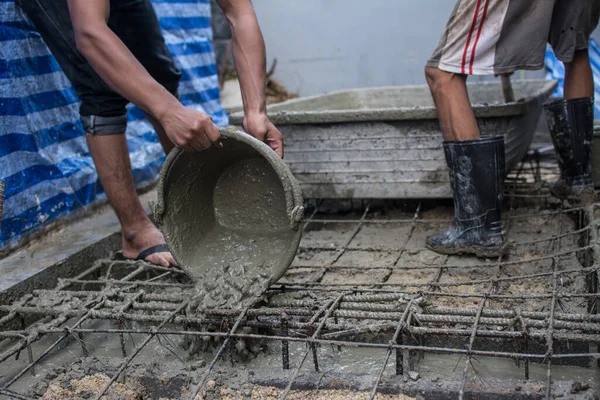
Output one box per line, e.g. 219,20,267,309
425,66,480,141
145,112,175,155
563,49,594,99
86,133,177,267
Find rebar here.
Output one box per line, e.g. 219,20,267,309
0,160,598,400
281,315,290,370
186,306,251,400
0,388,35,400
545,257,559,400
281,293,346,399
369,296,416,399
96,301,190,400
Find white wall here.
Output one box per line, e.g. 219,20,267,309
253,0,600,97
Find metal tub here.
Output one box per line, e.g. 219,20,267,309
230,80,557,199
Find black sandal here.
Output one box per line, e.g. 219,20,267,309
114,244,176,268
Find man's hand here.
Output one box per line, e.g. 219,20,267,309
243,113,284,158
158,104,222,152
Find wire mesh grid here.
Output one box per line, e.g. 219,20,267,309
0,156,598,400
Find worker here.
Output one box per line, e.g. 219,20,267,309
424,0,599,258
17,0,283,267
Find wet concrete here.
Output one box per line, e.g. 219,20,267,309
156,129,303,310
186,227,297,309
1,200,598,399
290,203,589,314
2,317,598,399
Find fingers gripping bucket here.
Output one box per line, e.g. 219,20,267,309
154,128,304,308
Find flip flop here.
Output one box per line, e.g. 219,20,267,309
114,244,177,268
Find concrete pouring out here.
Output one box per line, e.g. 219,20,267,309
155,129,303,311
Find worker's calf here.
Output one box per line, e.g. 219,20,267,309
424,66,479,142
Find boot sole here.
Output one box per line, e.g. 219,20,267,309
426,242,510,259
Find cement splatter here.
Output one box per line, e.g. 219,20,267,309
41,373,417,400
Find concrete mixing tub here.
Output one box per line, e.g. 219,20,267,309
231,80,557,199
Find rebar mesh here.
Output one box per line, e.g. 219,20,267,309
0,156,598,400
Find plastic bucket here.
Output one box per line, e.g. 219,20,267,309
154,127,303,308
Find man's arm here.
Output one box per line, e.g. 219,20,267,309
67,0,220,151
216,0,284,157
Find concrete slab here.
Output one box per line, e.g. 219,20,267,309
0,190,156,302
1,199,598,399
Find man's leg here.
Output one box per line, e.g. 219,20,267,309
19,0,179,266
422,0,524,258
423,64,507,258
424,67,480,141
84,0,180,264
145,113,175,155
86,132,177,267
543,0,598,204
543,47,595,204
564,49,594,99
101,0,182,262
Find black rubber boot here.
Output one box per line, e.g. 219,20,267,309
543,97,595,205
426,136,509,258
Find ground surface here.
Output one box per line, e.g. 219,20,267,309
1,183,599,399
41,374,416,400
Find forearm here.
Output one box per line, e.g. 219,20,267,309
214,1,282,157
223,4,267,116
73,23,178,120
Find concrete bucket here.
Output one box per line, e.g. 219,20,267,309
154,128,304,308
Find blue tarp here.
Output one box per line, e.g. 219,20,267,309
545,38,600,118
0,0,228,248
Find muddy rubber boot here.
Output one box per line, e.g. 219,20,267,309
426,136,508,258
543,97,595,205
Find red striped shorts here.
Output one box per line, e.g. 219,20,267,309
426,0,599,75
